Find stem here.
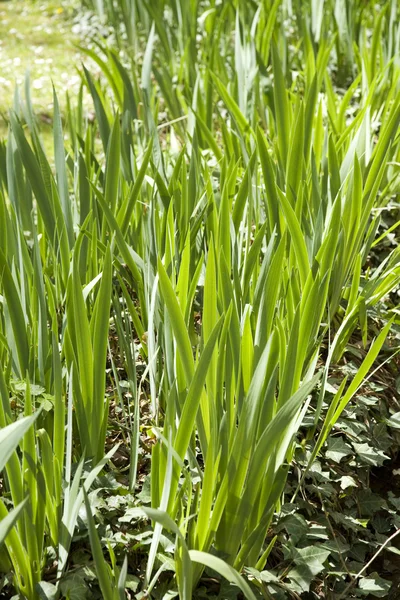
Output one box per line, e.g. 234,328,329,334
337,528,400,600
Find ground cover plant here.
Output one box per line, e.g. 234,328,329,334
0,0,400,598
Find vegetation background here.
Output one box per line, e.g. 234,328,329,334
0,0,400,599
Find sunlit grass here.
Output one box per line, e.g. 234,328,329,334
0,1,81,110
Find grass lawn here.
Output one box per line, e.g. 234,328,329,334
0,0,96,151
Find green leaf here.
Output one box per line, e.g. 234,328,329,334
83,64,110,151
280,513,309,544
9,112,56,240
189,551,257,600
158,259,194,384
0,250,30,377
386,411,400,429
0,499,27,547
357,490,386,516
292,545,331,567
36,581,58,600
53,87,74,246
277,188,310,289
209,71,252,138
358,573,392,598
0,413,38,472
288,545,331,593
325,437,352,463
83,490,114,600
104,116,121,214
339,476,357,490
272,44,290,166
353,443,389,467
174,317,223,459
59,574,90,600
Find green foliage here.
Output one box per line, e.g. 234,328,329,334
0,0,399,598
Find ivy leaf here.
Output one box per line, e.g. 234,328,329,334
319,539,350,556
325,437,352,463
386,412,400,429
160,592,179,600
137,475,151,504
357,490,387,516
358,573,392,597
245,568,280,584
331,512,369,532
306,524,329,540
287,545,331,593
59,574,89,600
340,419,367,438
14,381,46,396
287,564,315,593
339,475,357,490
36,582,58,600
218,580,244,600
353,443,389,466
388,492,400,510
371,514,391,534
292,545,331,565
279,513,309,544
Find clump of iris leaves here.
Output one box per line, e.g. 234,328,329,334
1,1,400,599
